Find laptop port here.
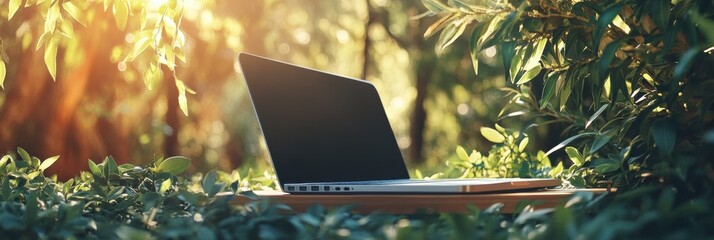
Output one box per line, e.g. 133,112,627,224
287,186,295,191
310,186,320,191
344,187,350,191
299,186,307,191
335,187,341,191
324,186,331,191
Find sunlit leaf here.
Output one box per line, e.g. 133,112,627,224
176,79,188,116
545,132,596,156
421,0,452,13
8,0,22,20
113,0,129,31
58,20,75,39
44,38,58,81
62,2,87,27
157,156,191,175
0,60,5,89
586,104,609,129
17,147,31,162
36,31,51,51
480,127,505,143
516,65,541,85
456,146,469,161
550,162,563,178
45,4,60,34
518,137,529,152
88,159,102,178
565,147,584,166
523,38,547,70
39,155,59,172
159,178,172,194
435,18,470,54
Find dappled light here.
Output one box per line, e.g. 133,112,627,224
0,0,507,180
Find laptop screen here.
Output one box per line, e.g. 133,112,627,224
239,53,410,188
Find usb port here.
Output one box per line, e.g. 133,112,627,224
310,186,320,191
287,186,295,191
323,186,331,191
299,186,307,191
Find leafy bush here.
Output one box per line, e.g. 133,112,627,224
3,148,714,239
421,0,714,194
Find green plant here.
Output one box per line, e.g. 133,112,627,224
447,125,555,179
421,0,714,195
4,148,714,239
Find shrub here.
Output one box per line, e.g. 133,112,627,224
420,0,714,195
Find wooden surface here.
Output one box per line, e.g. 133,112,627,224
229,189,610,214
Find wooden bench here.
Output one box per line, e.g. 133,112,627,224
230,189,610,214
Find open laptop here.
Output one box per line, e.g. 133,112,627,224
238,53,560,194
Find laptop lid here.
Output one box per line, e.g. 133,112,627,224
238,53,410,189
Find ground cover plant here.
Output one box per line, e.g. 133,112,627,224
1,0,713,239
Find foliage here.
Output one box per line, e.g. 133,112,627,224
3,148,714,239
421,0,714,195
446,125,555,179
3,0,192,115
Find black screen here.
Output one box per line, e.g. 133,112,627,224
239,53,410,189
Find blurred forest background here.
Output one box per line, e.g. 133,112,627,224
0,0,555,180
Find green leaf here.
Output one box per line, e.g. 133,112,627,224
651,0,671,31
159,178,172,194
480,127,505,143
586,104,609,129
157,156,191,175
593,5,621,52
203,170,217,194
44,38,58,81
509,46,526,83
39,155,59,172
545,132,596,156
8,0,21,20
674,48,699,80
550,162,563,178
598,40,620,83
435,18,469,54
88,159,102,178
523,38,547,70
0,155,9,168
589,134,612,154
540,72,558,109
421,0,452,13
104,156,119,177
17,147,31,162
516,65,542,85
652,118,676,157
113,0,129,30
501,41,516,81
592,158,620,173
456,146,469,161
565,147,584,166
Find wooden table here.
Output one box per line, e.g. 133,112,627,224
229,189,610,214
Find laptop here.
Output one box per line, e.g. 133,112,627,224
238,53,560,194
